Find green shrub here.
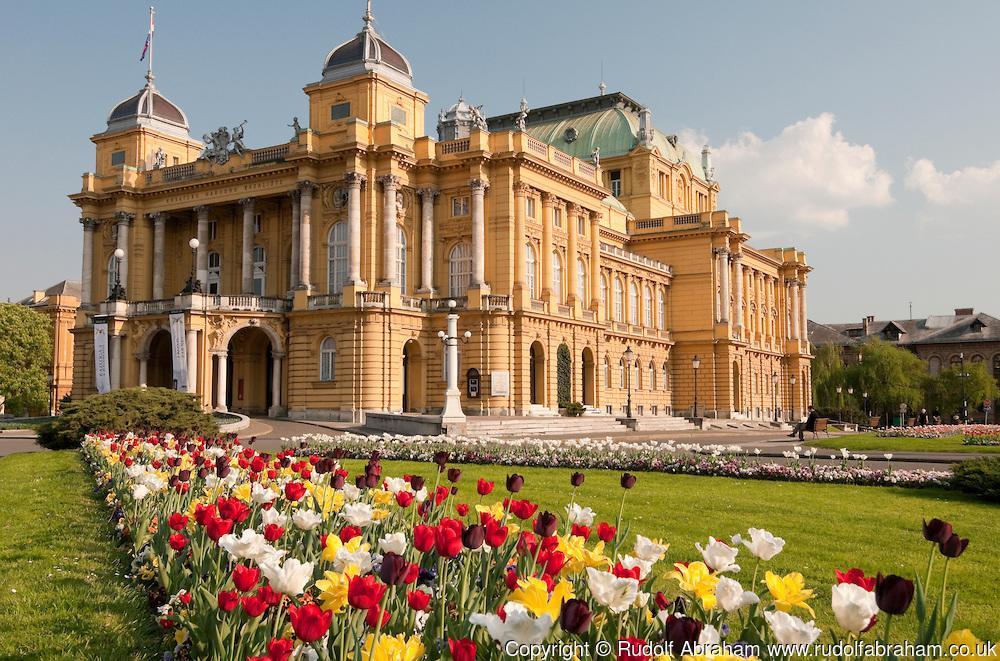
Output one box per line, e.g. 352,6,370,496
563,401,585,417
37,387,219,450
951,456,1000,502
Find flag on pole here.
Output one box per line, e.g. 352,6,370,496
139,8,154,62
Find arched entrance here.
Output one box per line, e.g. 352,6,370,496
732,361,742,415
581,347,595,406
227,326,273,415
402,340,425,413
529,341,545,405
147,329,173,388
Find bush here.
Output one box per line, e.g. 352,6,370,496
37,387,219,450
563,401,584,417
951,456,1000,502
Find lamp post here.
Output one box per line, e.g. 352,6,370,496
691,354,701,418
847,386,854,424
47,373,55,417
790,375,797,421
863,391,869,421
836,385,843,423
438,300,472,424
623,346,634,419
181,238,202,294
959,352,968,423
771,371,778,422
107,248,126,301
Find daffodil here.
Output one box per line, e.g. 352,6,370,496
509,577,574,619
557,535,610,574
315,567,358,613
361,633,425,661
765,571,815,617
667,561,719,610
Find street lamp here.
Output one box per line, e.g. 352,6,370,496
623,346,635,419
959,352,968,423
107,248,126,301
47,373,55,417
438,300,472,424
790,375,797,421
836,385,843,423
847,386,854,423
691,354,701,418
863,391,869,420
771,371,778,422
181,238,203,294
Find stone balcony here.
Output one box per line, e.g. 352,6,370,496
121,294,291,316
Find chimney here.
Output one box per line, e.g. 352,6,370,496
954,307,974,316
862,316,872,335
32,290,44,304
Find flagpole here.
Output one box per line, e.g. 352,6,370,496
146,6,155,86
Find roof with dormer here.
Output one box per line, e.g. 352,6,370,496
321,7,412,86
808,310,1000,348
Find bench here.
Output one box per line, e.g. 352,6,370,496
811,418,830,438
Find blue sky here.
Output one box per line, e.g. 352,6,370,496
2,0,998,322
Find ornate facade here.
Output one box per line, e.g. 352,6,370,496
69,7,812,422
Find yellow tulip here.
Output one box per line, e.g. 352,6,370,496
558,535,610,574
765,571,815,617
315,568,358,613
361,633,425,661
509,577,575,619
373,490,394,506
322,534,368,563
943,630,998,659
667,561,719,610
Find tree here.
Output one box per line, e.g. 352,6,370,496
810,344,845,412
924,362,1000,420
0,304,52,416
556,344,572,407
847,338,927,424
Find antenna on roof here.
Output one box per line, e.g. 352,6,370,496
909,301,913,320
598,60,606,96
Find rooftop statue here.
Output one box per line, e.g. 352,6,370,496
198,121,248,165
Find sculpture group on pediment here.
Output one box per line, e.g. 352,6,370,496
198,121,248,165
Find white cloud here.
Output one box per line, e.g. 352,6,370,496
905,157,1000,205
682,113,893,232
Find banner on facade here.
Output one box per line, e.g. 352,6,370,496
491,370,510,397
93,319,111,394
169,312,188,391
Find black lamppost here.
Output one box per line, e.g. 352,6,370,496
836,385,843,423
623,345,634,419
691,354,701,417
107,248,126,301
790,375,797,421
863,391,869,419
959,352,968,423
847,386,854,424
181,238,202,294
771,371,778,422
47,374,55,417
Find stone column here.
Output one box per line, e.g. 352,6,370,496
441,309,465,423
733,254,744,331
345,172,366,286
798,281,808,346
109,332,122,391
79,218,96,306
289,190,301,290
149,212,166,299
512,184,528,293
240,198,255,293
378,175,400,286
298,182,315,290
114,211,134,293
195,206,209,286
269,353,283,416
541,193,554,302
417,187,438,293
215,351,229,412
186,329,198,394
718,248,730,323
784,281,792,339
567,204,580,305
590,211,601,309
790,280,800,340
137,352,149,388
470,178,488,288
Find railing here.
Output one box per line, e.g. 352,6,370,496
614,322,628,333
251,144,289,165
673,213,702,226
440,139,470,155
659,330,671,340
525,136,548,156
308,293,342,309
577,161,596,178
127,299,175,315
599,242,672,274
400,296,423,311
553,151,573,169
634,218,664,230
482,294,511,311
557,304,571,316
211,295,290,312
581,309,595,321
358,291,388,308
530,299,546,313
161,162,197,183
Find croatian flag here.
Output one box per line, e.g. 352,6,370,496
139,8,154,62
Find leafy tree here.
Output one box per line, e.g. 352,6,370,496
846,339,928,424
556,344,571,407
924,362,999,420
0,303,52,416
810,344,845,411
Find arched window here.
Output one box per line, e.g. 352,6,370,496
604,356,611,388
327,222,348,294
950,354,962,368
993,355,1000,383
661,361,669,390
106,253,118,297
657,289,666,329
252,245,266,295
643,286,652,327
600,275,609,319
525,243,536,299
628,283,638,325
928,356,941,376
576,258,587,302
552,250,563,303
448,242,472,297
648,361,656,390
614,278,624,322
632,360,641,389
319,337,336,381
396,226,407,292
618,358,626,389
207,252,221,294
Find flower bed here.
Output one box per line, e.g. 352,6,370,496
876,424,1000,439
83,432,985,660
287,432,952,489
962,430,1000,447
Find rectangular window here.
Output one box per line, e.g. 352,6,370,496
254,214,263,234
451,196,469,217
609,170,622,197
172,156,180,166
208,221,217,241
390,106,407,125
330,102,351,120
526,197,536,219
110,150,126,167
553,208,562,228
577,216,586,236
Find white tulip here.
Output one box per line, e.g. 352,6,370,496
470,602,554,645
333,548,373,575
714,576,760,612
260,508,288,528
292,509,323,531
341,502,374,527
378,532,408,555
699,623,721,646
632,535,668,563
251,482,277,505
586,567,640,613
258,558,314,596
764,610,821,645
131,484,150,501
565,503,596,526
696,537,740,574
219,529,285,565
731,528,785,561
342,484,362,502
617,555,654,580
831,583,878,634
383,477,408,494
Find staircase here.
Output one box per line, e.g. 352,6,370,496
629,416,698,432
465,415,626,437
526,404,558,417
701,419,791,431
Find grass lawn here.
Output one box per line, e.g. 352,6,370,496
809,431,1000,454
0,416,53,431
0,450,161,660
342,458,1000,640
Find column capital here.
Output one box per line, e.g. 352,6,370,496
344,171,367,188
566,202,582,214
715,246,730,257
589,210,602,223
287,188,301,201
147,211,167,223
210,349,230,358
114,211,135,225
731,252,743,263
193,205,209,215
416,186,439,199
378,174,400,189
297,180,318,193
79,217,98,230
469,178,489,193
513,181,532,197
134,350,150,361
239,197,255,209
540,191,555,206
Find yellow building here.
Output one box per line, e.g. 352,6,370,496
69,7,812,423
17,280,80,412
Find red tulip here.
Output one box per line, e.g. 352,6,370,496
403,562,420,584
348,575,387,610
257,584,283,607
265,638,294,661
508,499,538,520
194,503,217,526
407,589,431,611
456,503,469,517
168,534,188,551
597,522,617,542
217,590,239,612
395,491,414,508
505,569,519,590
288,603,332,643
233,564,260,592
205,515,234,542
835,568,875,591
571,524,591,540
263,523,284,542
284,482,306,502
178,591,192,606
477,478,494,496
449,638,477,661
167,513,188,531
241,594,268,617
413,524,436,552
613,562,642,581
365,604,390,628
339,526,361,543
216,497,251,523
435,526,463,558
485,519,508,547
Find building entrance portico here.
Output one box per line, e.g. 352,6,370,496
145,329,173,388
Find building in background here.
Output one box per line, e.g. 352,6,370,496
17,281,81,412
68,6,811,422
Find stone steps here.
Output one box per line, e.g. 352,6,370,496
465,416,625,436
629,417,698,432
